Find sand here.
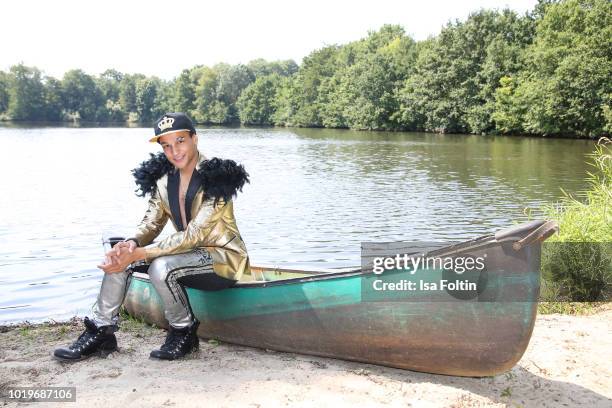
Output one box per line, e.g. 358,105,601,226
1,308,610,408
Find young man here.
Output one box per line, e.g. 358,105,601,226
54,112,250,361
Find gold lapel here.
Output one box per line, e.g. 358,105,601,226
190,151,207,218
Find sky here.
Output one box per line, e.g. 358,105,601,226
1,0,538,80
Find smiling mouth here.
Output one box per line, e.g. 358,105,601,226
174,155,185,162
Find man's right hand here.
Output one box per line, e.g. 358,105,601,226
97,240,137,273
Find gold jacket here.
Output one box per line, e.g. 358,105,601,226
131,152,250,281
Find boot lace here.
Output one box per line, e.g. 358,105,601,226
71,329,95,350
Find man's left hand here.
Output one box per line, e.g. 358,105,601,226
97,247,136,273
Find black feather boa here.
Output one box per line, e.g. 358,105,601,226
132,153,174,197
132,153,250,205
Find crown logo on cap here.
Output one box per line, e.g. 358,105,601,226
158,116,175,131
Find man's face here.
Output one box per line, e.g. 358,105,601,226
158,131,199,169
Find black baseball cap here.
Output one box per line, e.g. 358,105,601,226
150,112,196,143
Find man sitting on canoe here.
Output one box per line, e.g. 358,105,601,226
54,112,250,361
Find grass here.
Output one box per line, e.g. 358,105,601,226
118,307,159,336
1,311,160,344
537,302,607,315
539,138,611,303
19,326,33,338
0,317,79,333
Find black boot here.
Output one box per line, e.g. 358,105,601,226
150,321,199,360
53,317,118,361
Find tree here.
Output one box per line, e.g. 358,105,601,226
331,54,401,130
320,26,417,130
216,64,255,122
399,10,535,133
271,76,302,126
91,70,123,122
247,58,298,78
172,68,196,114
152,80,173,120
287,45,342,126
192,66,220,123
119,74,145,121
0,1,608,137
495,0,612,137
61,69,103,121
97,69,123,101
7,64,46,121
135,77,160,123
237,73,282,125
43,77,63,121
0,71,9,115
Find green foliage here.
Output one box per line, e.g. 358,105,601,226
43,77,63,121
237,74,282,125
492,76,525,133
172,69,196,114
97,69,123,101
119,73,145,121
97,69,125,122
190,66,217,123
186,63,262,124
542,140,612,301
270,76,302,126
6,64,46,121
189,65,232,124
495,0,612,137
0,71,9,115
542,242,611,300
247,58,298,78
270,24,419,130
537,301,603,314
285,45,342,127
316,26,417,130
215,64,255,122
135,77,161,123
0,0,609,136
61,69,102,121
399,9,535,134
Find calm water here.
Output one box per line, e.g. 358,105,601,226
0,126,595,324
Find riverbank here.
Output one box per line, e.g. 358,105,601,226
0,120,605,140
1,306,610,407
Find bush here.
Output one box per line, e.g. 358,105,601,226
541,138,611,301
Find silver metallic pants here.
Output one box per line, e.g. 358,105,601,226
91,248,227,329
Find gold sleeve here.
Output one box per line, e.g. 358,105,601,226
143,198,226,262
133,189,169,247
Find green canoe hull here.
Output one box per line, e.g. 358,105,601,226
124,220,554,376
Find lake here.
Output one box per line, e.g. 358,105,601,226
0,125,596,324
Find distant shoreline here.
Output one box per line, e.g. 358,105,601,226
0,121,602,140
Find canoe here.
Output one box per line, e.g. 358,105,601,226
123,219,557,377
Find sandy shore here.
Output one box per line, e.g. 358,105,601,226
1,308,610,408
